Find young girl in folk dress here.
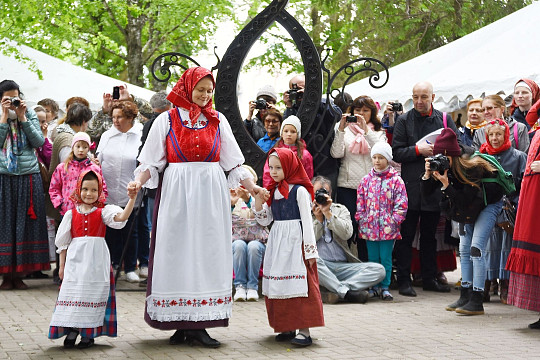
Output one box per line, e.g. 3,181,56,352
48,170,138,349
254,147,324,347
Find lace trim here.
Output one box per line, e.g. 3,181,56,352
227,165,252,189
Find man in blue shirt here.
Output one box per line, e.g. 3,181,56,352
256,109,282,152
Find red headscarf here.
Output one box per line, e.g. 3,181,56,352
166,66,220,124
69,169,106,208
509,78,540,116
266,147,314,206
480,119,512,155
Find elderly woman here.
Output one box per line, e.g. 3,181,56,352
0,80,49,290
130,67,260,348
473,95,530,153
458,99,486,146
97,100,143,283
479,119,526,304
330,95,386,261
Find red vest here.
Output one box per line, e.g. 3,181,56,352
71,208,107,238
166,108,221,163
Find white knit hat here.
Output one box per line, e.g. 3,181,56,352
370,142,393,162
256,85,278,102
515,81,532,92
280,115,301,138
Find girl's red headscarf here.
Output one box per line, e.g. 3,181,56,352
166,66,220,125
69,169,106,208
480,118,511,155
509,78,540,116
266,147,314,206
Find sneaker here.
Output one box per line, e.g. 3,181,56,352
234,287,247,302
139,266,148,278
125,271,140,283
246,289,259,301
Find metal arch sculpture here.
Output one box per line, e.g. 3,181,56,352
215,0,322,175
151,52,203,83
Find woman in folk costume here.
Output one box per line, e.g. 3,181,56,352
49,170,138,348
130,67,260,348
253,147,324,347
506,129,540,329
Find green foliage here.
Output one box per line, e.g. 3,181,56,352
241,0,533,89
0,0,233,89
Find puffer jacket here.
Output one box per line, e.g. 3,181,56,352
49,159,108,215
331,123,387,189
355,166,408,241
0,109,44,175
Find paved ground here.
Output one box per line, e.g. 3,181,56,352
1,267,539,360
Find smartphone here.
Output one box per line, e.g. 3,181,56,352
112,86,120,100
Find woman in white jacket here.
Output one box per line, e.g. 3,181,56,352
330,95,386,260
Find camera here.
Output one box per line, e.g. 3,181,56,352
254,98,268,110
428,154,450,173
288,83,303,104
112,86,120,100
314,187,329,206
10,97,21,108
390,102,403,112
346,115,357,123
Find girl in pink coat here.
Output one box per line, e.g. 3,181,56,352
355,142,407,301
49,132,107,216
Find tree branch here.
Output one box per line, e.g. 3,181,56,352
101,0,127,36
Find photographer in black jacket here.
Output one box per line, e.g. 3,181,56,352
392,81,458,296
422,128,504,315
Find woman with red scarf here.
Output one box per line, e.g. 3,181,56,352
509,78,540,133
506,128,540,329
130,67,261,348
253,148,324,347
479,120,526,303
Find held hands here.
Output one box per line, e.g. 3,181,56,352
236,187,250,203
127,181,141,199
253,188,270,211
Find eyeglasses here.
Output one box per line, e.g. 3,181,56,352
265,119,280,124
484,106,496,111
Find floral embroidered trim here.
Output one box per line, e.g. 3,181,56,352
304,244,317,255
56,300,107,308
254,209,270,221
263,274,306,281
151,296,232,308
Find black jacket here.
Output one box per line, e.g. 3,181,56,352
392,107,459,212
422,162,505,223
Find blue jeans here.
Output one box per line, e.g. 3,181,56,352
459,200,503,292
232,240,265,290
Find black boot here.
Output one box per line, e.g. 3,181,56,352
169,330,185,345
456,290,484,315
446,287,471,311
185,329,221,348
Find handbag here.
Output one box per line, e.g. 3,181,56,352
496,196,516,235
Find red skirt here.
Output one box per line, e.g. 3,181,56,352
265,260,324,333
508,271,540,312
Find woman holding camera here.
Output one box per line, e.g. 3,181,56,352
0,80,50,290
330,95,386,261
422,128,505,315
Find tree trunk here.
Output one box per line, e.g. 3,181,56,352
125,6,146,87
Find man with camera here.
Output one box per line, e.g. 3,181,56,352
244,85,278,142
284,74,341,191
311,176,385,304
392,81,459,297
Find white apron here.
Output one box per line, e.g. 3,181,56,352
146,162,233,322
49,236,110,328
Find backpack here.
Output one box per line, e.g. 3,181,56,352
471,151,516,204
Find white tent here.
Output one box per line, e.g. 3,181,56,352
347,1,540,112
1,44,155,111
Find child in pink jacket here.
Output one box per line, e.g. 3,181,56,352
49,132,107,216
355,142,407,301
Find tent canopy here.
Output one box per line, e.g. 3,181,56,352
346,2,540,112
1,44,155,111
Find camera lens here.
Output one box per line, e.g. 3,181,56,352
10,97,21,108
346,115,357,123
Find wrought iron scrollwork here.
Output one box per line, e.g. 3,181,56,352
215,0,322,175
151,52,202,83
